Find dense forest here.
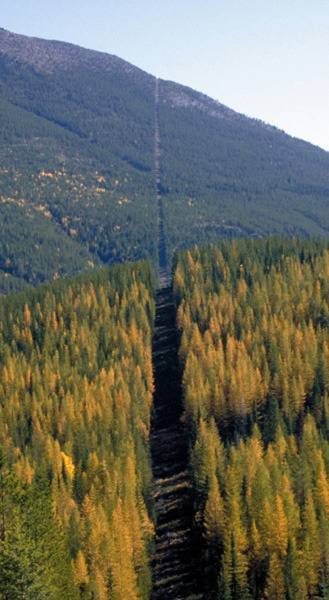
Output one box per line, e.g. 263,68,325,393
0,261,156,599
2,29,329,289
3,26,329,600
174,239,329,599
158,81,329,260
0,29,158,289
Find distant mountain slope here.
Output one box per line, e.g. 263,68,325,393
0,28,157,290
1,28,329,288
158,79,329,255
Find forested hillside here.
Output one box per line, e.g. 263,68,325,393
1,29,329,289
174,239,329,598
0,28,157,290
159,81,329,257
0,261,155,599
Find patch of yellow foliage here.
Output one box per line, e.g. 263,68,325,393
61,451,75,480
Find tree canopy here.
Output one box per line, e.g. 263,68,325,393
174,238,329,599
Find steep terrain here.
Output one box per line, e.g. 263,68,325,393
1,28,329,290
154,78,169,288
0,27,157,291
158,79,329,255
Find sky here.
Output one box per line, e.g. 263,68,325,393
2,0,329,150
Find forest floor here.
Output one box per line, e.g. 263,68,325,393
150,285,203,599
150,78,203,600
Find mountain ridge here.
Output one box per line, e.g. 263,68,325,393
0,26,150,78
2,26,322,147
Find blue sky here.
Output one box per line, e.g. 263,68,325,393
3,0,329,150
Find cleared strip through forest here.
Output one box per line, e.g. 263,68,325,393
150,78,203,599
154,77,169,289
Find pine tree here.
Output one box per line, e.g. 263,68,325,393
264,553,285,599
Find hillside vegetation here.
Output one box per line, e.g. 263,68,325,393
0,262,155,599
159,81,329,257
1,29,329,288
174,239,329,598
0,28,157,290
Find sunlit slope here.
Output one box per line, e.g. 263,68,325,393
0,28,157,289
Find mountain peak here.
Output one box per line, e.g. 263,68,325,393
0,28,242,124
0,27,147,78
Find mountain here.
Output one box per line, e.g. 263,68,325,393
1,27,329,290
